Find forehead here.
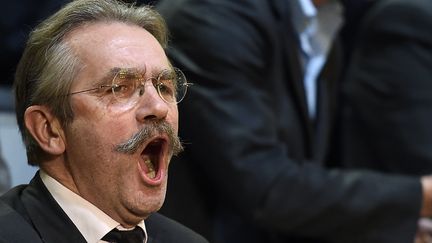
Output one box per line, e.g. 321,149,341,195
66,21,169,79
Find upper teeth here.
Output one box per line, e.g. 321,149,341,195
144,160,156,179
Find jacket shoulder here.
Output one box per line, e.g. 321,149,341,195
0,190,43,243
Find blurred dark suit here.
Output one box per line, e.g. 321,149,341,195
337,0,432,175
157,0,422,242
339,0,375,64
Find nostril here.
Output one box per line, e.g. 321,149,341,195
144,115,158,120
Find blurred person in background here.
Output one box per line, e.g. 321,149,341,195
157,0,432,242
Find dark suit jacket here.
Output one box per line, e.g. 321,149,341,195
0,172,208,243
157,0,422,242
337,0,432,175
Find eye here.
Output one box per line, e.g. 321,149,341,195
111,78,136,99
96,84,115,94
157,79,176,100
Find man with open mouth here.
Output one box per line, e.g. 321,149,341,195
0,0,208,242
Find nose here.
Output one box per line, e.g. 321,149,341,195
135,82,169,122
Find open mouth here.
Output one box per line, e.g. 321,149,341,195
139,137,168,182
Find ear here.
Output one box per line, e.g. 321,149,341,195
24,105,66,156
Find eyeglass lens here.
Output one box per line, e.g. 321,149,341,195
111,68,188,106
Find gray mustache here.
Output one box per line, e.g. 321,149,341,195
114,121,184,156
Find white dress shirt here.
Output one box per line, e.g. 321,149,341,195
40,170,148,243
290,0,343,118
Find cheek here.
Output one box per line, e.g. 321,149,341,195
66,117,128,180
68,110,125,155
71,96,132,134
94,118,133,146
169,106,179,133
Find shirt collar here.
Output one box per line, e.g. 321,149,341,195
298,0,317,17
40,170,148,243
289,0,318,34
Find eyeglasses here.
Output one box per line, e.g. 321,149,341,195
68,67,191,107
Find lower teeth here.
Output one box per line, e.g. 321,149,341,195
147,171,156,179
144,160,156,179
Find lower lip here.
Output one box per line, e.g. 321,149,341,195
138,161,165,186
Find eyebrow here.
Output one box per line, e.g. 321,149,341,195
92,67,142,85
92,68,122,86
94,66,171,86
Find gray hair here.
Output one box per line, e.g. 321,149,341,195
14,0,168,165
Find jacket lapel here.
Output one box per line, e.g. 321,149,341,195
21,172,87,243
275,0,315,156
313,39,343,162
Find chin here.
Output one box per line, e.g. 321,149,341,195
133,190,166,215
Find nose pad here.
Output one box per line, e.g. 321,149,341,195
138,81,161,100
135,81,169,122
138,84,145,96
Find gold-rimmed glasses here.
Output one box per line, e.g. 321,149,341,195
68,67,191,107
